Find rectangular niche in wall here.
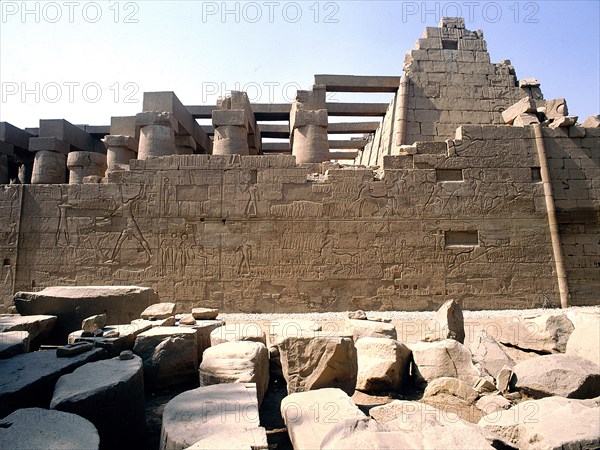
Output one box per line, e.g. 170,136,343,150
531,167,542,182
442,39,458,50
445,230,479,247
436,169,463,182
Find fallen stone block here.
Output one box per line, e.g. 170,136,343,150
177,314,196,325
518,77,540,88
409,339,481,386
513,113,540,127
345,318,397,341
191,307,219,320
56,341,94,357
81,314,106,333
278,332,357,395
423,377,479,403
366,400,495,449
140,302,175,319
0,314,56,348
269,319,321,345
476,394,511,414
0,331,29,359
565,309,600,365
545,98,568,119
0,347,107,418
498,311,574,353
199,341,269,405
511,353,600,399
479,396,600,449
502,97,536,124
469,330,515,378
433,299,465,343
210,322,266,345
68,322,152,357
582,114,600,127
496,365,513,393
160,383,267,450
132,317,176,328
13,286,157,343
355,337,411,392
0,407,100,450
348,310,367,320
178,319,224,361
281,388,366,450
133,326,198,387
549,115,578,128
50,355,145,449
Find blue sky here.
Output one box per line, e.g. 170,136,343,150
1,0,599,129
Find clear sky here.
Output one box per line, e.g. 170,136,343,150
1,0,599,129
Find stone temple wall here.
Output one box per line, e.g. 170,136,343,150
5,124,596,313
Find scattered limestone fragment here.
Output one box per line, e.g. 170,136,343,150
549,115,578,128
423,377,479,403
545,98,568,119
355,337,411,392
345,318,397,341
140,302,176,320
582,114,600,127
191,307,219,320
433,299,465,343
81,314,106,333
470,330,515,378
178,314,196,325
502,97,536,124
513,113,539,127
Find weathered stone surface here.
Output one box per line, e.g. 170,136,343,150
423,377,479,403
0,407,100,450
582,113,600,127
50,355,145,448
81,314,106,333
511,353,600,399
366,400,494,449
199,341,269,405
566,309,600,365
0,347,107,418
479,396,600,449
191,307,219,320
498,312,574,353
160,383,267,450
68,322,152,356
348,310,367,320
13,286,157,343
140,302,176,319
345,318,397,341
132,317,176,328
410,339,481,386
56,341,94,357
0,315,56,348
469,330,515,378
476,394,511,414
133,326,198,387
281,388,366,450
513,113,540,127
496,365,513,393
210,322,266,345
433,299,465,343
549,115,578,128
545,98,568,119
268,319,321,345
278,332,357,395
177,319,224,360
355,337,411,392
502,97,536,124
0,331,29,359
177,314,196,325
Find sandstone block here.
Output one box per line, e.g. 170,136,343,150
133,326,198,388
513,113,540,127
140,302,176,319
0,315,56,348
549,115,578,128
433,299,465,343
177,319,224,360
210,322,266,345
565,309,600,365
160,383,266,450
423,376,479,403
345,318,397,341
50,355,145,448
191,307,219,320
355,337,411,392
13,286,157,343
81,314,107,333
498,312,574,353
511,353,600,399
199,341,269,405
69,322,152,356
479,396,600,449
469,331,515,378
501,97,536,124
409,339,481,386
582,114,600,128
132,317,176,328
0,408,100,450
280,388,366,450
545,98,568,119
0,331,29,359
278,332,357,395
496,365,513,393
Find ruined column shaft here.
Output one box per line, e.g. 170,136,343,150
292,124,329,164
31,151,67,184
212,109,249,156
67,151,107,184
138,125,176,159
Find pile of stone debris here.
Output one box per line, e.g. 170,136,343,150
0,286,598,449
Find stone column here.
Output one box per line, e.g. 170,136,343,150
175,135,196,155
290,85,329,164
135,112,177,160
31,150,67,184
66,151,107,184
212,109,249,155
102,135,137,175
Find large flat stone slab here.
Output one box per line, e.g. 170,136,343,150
0,407,99,450
280,388,366,450
50,355,145,448
0,315,57,348
133,326,198,387
0,347,107,418
0,331,29,359
68,322,152,356
160,383,267,450
13,286,158,343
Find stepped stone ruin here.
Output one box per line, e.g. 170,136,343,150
0,17,599,450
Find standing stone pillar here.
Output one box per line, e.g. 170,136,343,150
29,137,70,184
66,151,107,184
212,109,249,155
102,135,137,175
135,112,177,160
290,85,329,164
